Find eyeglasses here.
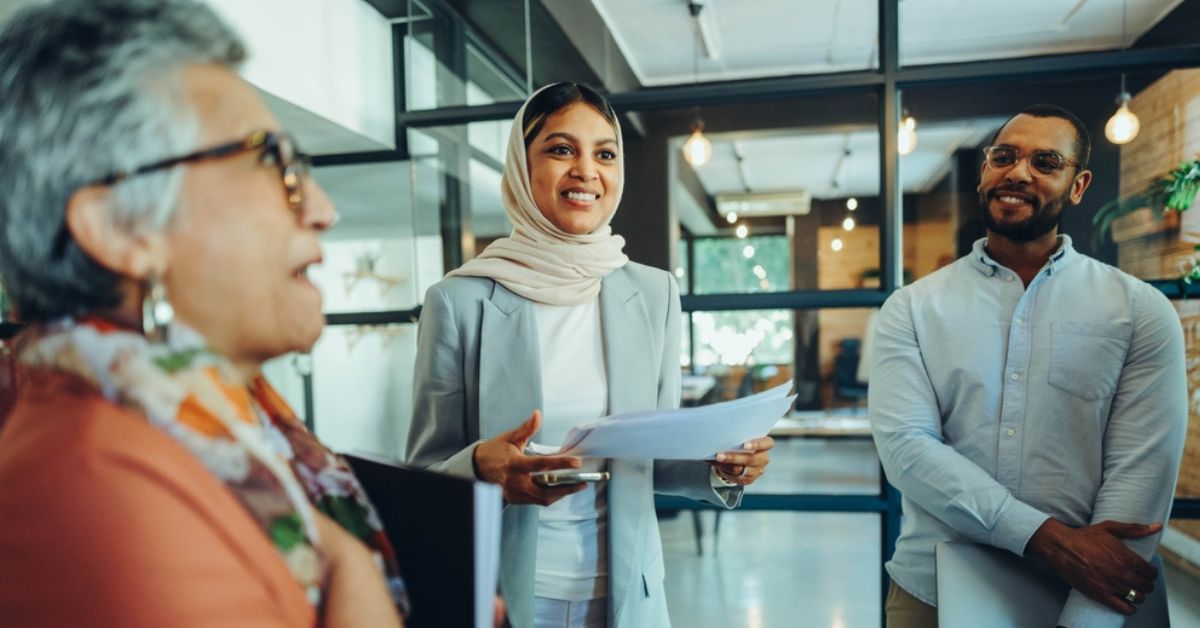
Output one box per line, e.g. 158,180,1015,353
53,130,312,257
981,145,1079,176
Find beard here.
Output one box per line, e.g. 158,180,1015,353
977,185,1070,242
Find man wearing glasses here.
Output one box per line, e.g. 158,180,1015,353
870,104,1186,628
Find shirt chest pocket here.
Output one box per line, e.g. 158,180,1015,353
1048,321,1131,401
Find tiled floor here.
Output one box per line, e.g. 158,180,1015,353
658,438,1200,628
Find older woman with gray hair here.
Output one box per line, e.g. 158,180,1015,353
0,1,406,626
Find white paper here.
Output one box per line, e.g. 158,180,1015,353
533,381,796,460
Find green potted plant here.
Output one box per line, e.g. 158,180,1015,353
1092,159,1200,291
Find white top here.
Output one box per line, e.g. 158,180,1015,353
531,298,610,602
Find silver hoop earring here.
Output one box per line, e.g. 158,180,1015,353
142,275,174,343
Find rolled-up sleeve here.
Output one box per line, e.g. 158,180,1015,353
870,289,1049,554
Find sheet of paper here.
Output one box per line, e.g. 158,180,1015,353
533,381,795,460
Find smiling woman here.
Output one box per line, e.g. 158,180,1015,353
526,101,622,236
406,81,774,628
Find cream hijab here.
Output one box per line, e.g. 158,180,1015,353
447,83,628,305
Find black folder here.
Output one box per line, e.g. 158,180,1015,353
343,454,501,628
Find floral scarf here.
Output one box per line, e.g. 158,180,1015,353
19,317,410,616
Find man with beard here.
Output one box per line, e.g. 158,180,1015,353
869,104,1186,628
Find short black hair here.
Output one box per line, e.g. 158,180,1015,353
522,82,617,147
990,104,1091,170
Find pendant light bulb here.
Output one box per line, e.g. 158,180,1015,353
684,123,712,167
898,114,918,156
846,197,858,211
1105,94,1140,145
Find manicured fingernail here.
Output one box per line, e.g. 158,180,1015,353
717,453,727,462
743,442,753,450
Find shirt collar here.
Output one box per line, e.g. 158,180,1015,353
969,234,1076,277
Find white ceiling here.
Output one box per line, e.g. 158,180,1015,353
688,119,1005,200
592,0,1183,86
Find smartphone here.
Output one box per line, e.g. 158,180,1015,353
531,470,612,487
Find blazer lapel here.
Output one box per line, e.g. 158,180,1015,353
478,282,542,440
601,269,657,415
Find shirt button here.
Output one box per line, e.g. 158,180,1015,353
1007,428,1016,437
1006,276,1014,282
1010,372,1020,381
1014,317,1023,325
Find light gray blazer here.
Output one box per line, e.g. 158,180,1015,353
406,262,741,628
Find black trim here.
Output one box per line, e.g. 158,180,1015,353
896,44,1200,89
393,45,1200,129
325,308,422,326
311,150,408,167
1147,279,1200,300
681,289,888,312
1171,498,1200,519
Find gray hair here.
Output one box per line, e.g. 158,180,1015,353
0,0,245,322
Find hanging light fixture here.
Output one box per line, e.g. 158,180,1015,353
1105,0,1140,145
831,238,844,252
684,120,712,166
735,224,748,239
898,110,918,156
681,2,712,167
842,217,856,232
1105,84,1140,145
725,211,738,224
846,197,858,211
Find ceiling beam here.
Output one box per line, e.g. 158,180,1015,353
394,43,1200,129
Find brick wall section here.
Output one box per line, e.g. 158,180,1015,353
1178,301,1200,501
814,221,955,375
1116,69,1200,280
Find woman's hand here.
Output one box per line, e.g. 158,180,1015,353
472,410,586,506
315,510,404,628
708,436,774,485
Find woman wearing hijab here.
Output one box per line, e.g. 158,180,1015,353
406,82,774,628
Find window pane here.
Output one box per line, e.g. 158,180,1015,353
309,324,417,459
642,95,881,291
684,307,878,495
900,0,1189,67
692,235,791,295
409,124,512,262
1110,68,1200,282
311,162,442,313
403,1,524,111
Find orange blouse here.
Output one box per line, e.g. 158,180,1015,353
0,369,316,627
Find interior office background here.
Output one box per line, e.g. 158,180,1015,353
2,0,1200,626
